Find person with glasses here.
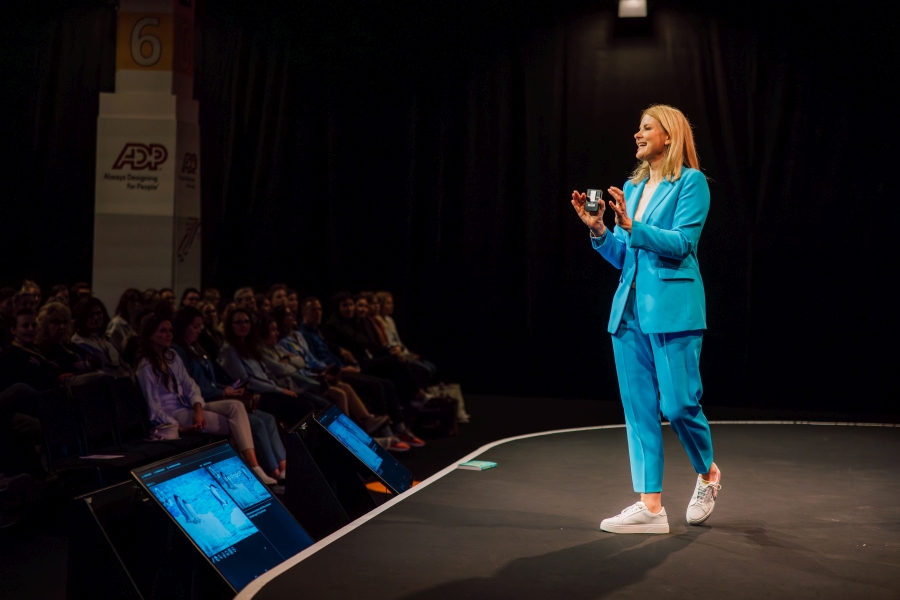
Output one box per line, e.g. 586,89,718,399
218,308,323,426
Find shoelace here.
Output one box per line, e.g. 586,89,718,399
620,502,646,516
689,478,722,506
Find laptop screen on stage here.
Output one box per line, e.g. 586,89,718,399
132,441,314,592
314,404,414,494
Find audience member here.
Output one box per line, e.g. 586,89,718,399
135,312,277,484
255,294,271,318
234,288,257,314
159,288,176,310
21,280,41,305
107,288,141,354
36,302,97,376
180,287,201,309
172,308,287,479
71,297,123,376
202,287,221,308
267,284,288,310
218,308,322,425
69,282,92,307
286,289,299,313
376,290,437,386
48,284,69,306
0,310,68,391
196,300,225,360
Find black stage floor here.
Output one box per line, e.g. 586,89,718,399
241,423,900,600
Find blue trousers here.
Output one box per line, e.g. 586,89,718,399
611,289,713,493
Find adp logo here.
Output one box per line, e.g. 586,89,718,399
181,153,199,175
112,143,168,171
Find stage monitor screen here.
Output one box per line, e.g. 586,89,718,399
315,404,414,494
132,441,314,592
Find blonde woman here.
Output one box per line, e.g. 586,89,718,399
571,105,720,534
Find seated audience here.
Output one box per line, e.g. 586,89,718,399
180,287,201,309
71,298,123,376
0,310,71,391
107,288,141,354
267,310,389,435
136,312,277,484
321,295,424,447
172,308,287,479
218,308,322,426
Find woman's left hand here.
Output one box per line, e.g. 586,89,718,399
607,187,632,233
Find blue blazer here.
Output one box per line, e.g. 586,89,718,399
592,167,709,334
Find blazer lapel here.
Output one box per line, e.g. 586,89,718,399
641,179,675,223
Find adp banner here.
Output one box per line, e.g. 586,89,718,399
92,0,200,312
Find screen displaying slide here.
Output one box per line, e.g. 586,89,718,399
133,442,314,592
315,405,413,494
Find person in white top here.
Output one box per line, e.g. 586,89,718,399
136,312,276,484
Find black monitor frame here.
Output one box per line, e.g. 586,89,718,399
131,440,312,594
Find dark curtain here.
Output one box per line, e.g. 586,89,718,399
3,1,898,411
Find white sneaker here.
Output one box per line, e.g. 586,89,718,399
600,502,669,534
251,465,278,485
686,469,721,525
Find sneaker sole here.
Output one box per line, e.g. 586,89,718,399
686,506,714,525
600,522,669,534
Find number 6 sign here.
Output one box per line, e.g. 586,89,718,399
116,11,173,72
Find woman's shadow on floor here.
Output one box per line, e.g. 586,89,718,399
400,528,708,600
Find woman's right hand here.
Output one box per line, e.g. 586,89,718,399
570,190,607,236
281,388,299,397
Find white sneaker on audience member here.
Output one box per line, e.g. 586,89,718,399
600,502,669,534
251,465,277,485
686,470,721,525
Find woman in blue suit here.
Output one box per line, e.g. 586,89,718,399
571,105,721,534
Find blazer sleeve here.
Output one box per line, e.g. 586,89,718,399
628,170,710,260
591,226,627,270
136,361,179,426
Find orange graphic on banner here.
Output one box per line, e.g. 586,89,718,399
116,12,174,72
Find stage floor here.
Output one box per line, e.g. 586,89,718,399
242,424,900,599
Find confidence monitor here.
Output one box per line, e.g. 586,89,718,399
314,404,414,495
132,441,314,593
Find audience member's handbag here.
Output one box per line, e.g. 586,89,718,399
426,382,470,423
238,393,261,414
413,395,459,438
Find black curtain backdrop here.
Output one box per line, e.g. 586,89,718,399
2,1,898,411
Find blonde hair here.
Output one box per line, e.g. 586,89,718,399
629,104,700,185
36,301,72,344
